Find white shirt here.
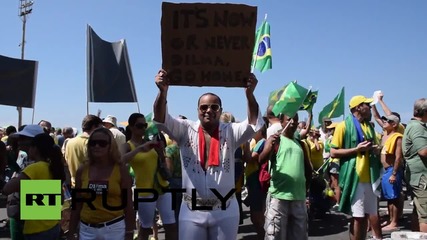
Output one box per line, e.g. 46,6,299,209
319,128,330,158
154,110,264,199
109,127,126,148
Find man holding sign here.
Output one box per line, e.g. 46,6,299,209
153,69,264,240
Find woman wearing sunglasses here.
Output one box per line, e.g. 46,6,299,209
68,128,135,240
153,69,264,240
121,113,177,240
3,133,65,239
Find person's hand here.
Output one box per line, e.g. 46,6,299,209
266,133,280,152
245,73,258,95
356,141,372,153
155,69,169,93
378,92,384,101
138,140,160,152
389,174,396,184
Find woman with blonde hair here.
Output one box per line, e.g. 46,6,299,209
68,127,135,240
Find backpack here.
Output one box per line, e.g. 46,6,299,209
258,140,276,193
6,192,20,219
259,160,271,193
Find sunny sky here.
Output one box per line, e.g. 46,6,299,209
1,0,426,131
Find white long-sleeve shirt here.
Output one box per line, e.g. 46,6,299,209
154,111,264,200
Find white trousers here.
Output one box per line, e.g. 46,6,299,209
178,197,239,240
79,219,125,240
137,192,176,228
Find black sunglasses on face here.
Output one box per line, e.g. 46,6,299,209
134,123,148,129
199,104,221,112
88,140,110,148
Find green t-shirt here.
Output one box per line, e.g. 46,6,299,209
269,136,306,201
403,119,427,186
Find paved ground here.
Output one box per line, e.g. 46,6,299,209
0,196,416,240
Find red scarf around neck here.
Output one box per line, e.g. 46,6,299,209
198,126,220,170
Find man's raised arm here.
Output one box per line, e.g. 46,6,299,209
153,69,169,123
246,73,260,125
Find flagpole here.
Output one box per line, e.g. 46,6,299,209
31,108,35,124
136,102,141,113
86,101,89,115
251,14,268,73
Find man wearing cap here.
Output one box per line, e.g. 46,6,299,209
372,92,405,136
379,113,404,231
102,115,126,150
403,98,427,232
330,95,382,240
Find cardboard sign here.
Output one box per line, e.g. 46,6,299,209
161,2,257,87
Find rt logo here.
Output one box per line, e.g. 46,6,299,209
21,180,62,220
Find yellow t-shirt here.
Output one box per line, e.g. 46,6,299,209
305,139,324,170
22,161,59,234
383,132,403,155
331,121,373,183
79,164,124,223
244,138,259,177
128,141,168,196
64,135,89,187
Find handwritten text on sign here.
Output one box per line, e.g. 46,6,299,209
161,2,257,87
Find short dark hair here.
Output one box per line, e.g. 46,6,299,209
197,93,222,107
81,115,103,132
128,113,145,126
5,126,17,136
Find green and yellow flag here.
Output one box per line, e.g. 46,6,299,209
318,87,345,124
300,90,318,111
272,82,309,118
251,20,272,73
268,83,288,106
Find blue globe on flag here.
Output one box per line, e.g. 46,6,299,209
257,35,271,58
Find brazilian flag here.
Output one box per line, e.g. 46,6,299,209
251,20,272,73
300,90,318,111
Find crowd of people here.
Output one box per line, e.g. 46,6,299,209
0,70,426,240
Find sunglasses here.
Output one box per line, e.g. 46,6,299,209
382,119,395,124
199,104,221,112
88,140,110,148
134,123,148,129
